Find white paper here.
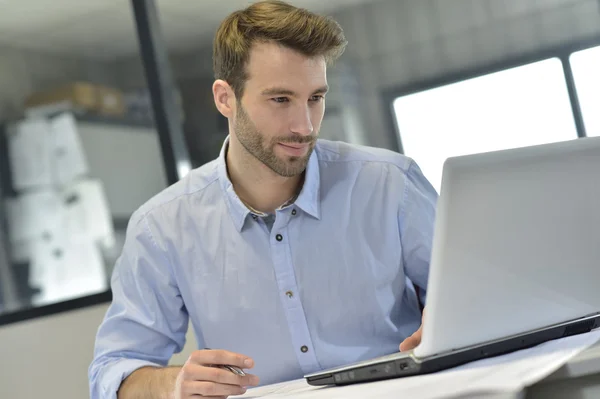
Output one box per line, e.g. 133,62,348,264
60,237,108,297
30,235,107,306
62,178,115,249
28,232,65,295
235,329,600,399
4,190,64,242
50,112,89,187
6,118,54,190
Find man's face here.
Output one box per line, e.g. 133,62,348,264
233,42,328,177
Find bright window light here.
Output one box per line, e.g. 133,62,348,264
392,58,578,192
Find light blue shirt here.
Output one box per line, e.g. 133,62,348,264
89,138,438,399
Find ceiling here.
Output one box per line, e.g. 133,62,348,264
0,0,384,60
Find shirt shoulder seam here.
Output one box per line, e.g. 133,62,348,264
317,145,412,172
138,175,220,220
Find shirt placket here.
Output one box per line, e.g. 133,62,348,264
270,209,321,374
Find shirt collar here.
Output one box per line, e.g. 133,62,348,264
217,136,321,232
293,146,321,220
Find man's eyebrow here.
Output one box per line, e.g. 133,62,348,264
261,85,329,96
313,85,329,95
261,87,296,96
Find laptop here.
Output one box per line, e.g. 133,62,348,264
305,136,600,386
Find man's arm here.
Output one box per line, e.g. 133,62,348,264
117,366,180,399
398,160,437,351
398,160,438,306
117,351,258,399
89,212,189,399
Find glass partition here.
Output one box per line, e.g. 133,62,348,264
0,1,171,318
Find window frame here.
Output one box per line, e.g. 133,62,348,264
382,37,600,155
569,45,600,137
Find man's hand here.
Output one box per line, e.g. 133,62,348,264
399,308,425,352
174,349,260,398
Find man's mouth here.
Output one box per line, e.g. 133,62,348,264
280,143,307,149
278,142,311,156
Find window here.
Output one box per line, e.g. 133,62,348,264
392,58,578,192
570,46,600,137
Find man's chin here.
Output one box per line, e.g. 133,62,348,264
270,160,309,178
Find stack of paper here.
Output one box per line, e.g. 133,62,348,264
63,179,115,250
49,113,89,187
4,113,113,306
6,119,54,190
235,329,600,399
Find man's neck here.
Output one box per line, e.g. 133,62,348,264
226,139,303,214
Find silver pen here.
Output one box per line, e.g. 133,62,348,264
221,364,246,376
204,347,246,376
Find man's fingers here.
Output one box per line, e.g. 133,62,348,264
190,349,254,369
399,327,423,352
400,308,426,352
181,380,247,397
180,362,260,387
399,336,418,352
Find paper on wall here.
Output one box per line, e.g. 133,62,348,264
4,189,63,242
62,178,115,250
30,234,108,306
6,118,53,190
49,112,89,187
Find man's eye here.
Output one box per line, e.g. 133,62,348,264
272,97,289,103
310,95,324,102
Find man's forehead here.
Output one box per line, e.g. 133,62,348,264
247,41,326,72
245,43,327,93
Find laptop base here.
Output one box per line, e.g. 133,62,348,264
306,313,600,387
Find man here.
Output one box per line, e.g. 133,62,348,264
89,1,437,398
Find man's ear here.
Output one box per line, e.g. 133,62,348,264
213,79,235,118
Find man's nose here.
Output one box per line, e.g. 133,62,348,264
289,105,314,136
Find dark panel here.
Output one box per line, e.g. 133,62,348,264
0,291,112,326
131,0,191,185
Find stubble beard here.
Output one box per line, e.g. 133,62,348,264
234,103,316,177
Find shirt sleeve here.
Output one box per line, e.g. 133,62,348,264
88,212,189,399
398,160,438,306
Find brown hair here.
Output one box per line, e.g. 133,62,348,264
213,0,347,97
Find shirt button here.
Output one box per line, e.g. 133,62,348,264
285,290,293,298
291,209,297,216
276,234,283,242
252,215,258,220
301,345,309,353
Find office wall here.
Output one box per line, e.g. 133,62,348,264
0,303,197,399
114,0,600,154
331,0,600,151
0,45,118,121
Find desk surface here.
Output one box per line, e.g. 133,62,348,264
240,337,600,399
524,340,600,399
468,341,600,399
368,341,600,399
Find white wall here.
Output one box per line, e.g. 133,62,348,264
0,303,197,399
